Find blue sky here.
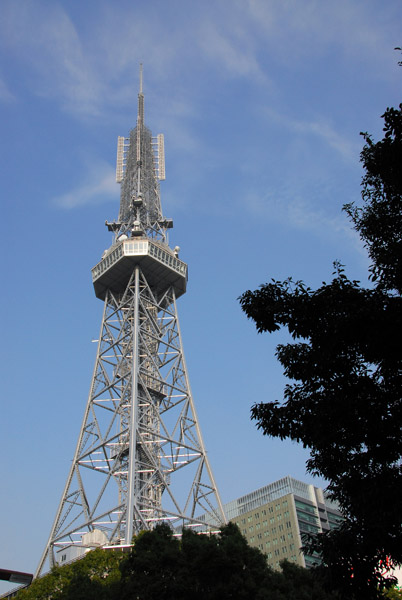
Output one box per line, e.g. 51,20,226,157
1,0,401,588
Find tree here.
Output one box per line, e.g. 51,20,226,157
385,585,402,600
15,523,339,599
119,522,338,600
15,547,122,599
119,522,274,600
345,104,402,292
239,104,402,599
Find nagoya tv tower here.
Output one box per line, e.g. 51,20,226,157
37,66,225,575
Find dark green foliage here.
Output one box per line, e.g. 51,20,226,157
16,524,338,599
120,522,275,600
119,523,339,599
394,47,402,69
239,105,402,599
119,523,183,600
385,585,402,599
15,547,122,599
276,559,341,600
345,104,402,293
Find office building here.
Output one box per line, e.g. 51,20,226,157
226,476,342,569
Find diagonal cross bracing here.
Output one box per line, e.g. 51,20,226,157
37,72,225,577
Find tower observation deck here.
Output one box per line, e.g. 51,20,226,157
36,66,226,576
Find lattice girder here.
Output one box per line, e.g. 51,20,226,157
37,73,225,578
37,266,225,574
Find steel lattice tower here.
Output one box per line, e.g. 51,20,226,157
36,68,226,576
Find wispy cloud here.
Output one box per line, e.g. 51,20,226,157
1,0,398,122
197,21,266,83
0,0,269,120
286,115,359,162
0,76,15,102
52,160,117,209
291,119,358,161
1,1,104,116
0,2,175,117
0,1,195,118
244,0,397,72
261,105,359,161
244,183,359,249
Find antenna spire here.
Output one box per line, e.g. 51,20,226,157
137,64,144,129
113,66,166,237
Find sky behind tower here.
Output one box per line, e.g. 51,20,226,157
1,0,401,590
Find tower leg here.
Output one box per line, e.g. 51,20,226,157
36,268,225,576
126,266,140,544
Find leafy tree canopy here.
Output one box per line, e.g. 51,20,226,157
15,547,122,600
345,103,402,293
385,585,402,600
15,524,339,599
239,104,402,600
119,522,275,600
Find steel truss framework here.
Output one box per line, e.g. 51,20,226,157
37,267,225,574
37,68,225,577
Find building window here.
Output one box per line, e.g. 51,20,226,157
299,522,320,534
296,510,319,525
304,555,321,567
327,512,343,528
295,500,317,515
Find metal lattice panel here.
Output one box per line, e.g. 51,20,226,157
37,70,225,576
119,125,163,231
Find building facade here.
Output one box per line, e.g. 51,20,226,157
225,476,342,570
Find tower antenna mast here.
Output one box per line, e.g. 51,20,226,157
36,67,225,576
